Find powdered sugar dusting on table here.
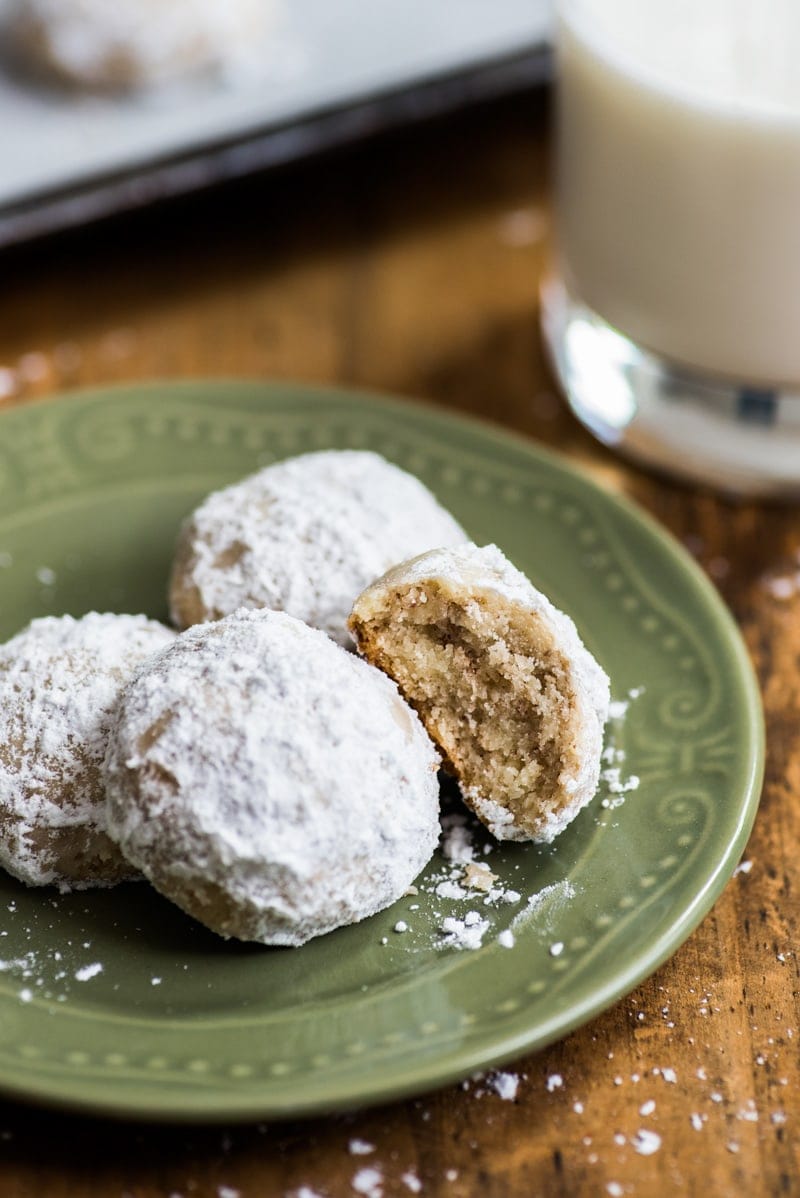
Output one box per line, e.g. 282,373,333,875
351,1166,384,1198
487,1070,520,1101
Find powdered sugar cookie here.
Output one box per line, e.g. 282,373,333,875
104,607,441,946
349,543,610,843
10,0,278,91
0,612,175,891
169,450,467,647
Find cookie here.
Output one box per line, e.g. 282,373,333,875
0,612,174,890
169,450,467,646
10,0,276,90
104,607,441,946
349,543,610,843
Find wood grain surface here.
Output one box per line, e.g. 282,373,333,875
0,92,793,1198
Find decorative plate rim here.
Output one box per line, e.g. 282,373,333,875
0,380,765,1123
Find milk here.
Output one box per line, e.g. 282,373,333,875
557,0,800,385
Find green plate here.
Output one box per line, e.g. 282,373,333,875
0,382,763,1122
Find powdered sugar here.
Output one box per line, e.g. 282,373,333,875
351,1167,383,1198
0,612,174,890
0,934,108,1006
348,1139,375,1156
439,911,490,951
487,1070,519,1101
170,450,466,646
510,882,577,935
416,811,526,913
632,1129,661,1156
375,801,581,955
599,689,644,810
104,608,441,946
74,962,103,982
440,813,476,864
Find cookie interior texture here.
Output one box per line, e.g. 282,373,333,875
349,561,606,843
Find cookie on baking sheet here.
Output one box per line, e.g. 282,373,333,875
103,607,441,946
10,0,277,91
349,543,610,843
169,449,467,647
0,612,174,891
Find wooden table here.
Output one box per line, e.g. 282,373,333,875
0,90,792,1198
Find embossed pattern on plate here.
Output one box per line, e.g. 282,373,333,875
0,382,763,1121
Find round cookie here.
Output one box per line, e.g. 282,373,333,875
9,0,277,91
104,607,441,946
169,449,467,647
349,543,610,844
0,612,175,891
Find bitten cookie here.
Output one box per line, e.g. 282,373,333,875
349,543,610,843
0,612,175,890
169,449,467,646
104,607,441,946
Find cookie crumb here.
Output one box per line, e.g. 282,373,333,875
348,1140,375,1156
352,1167,383,1198
632,1129,661,1156
487,1071,519,1101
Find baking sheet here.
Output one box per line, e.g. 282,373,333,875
0,0,553,245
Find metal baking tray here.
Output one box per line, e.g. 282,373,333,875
0,0,552,247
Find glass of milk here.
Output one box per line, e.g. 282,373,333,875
542,0,800,495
